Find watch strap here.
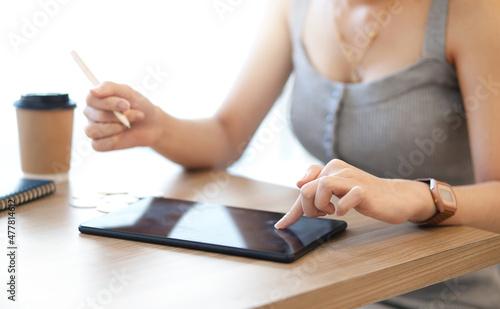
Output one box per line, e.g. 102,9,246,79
416,210,455,226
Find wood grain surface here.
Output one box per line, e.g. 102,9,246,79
1,149,499,309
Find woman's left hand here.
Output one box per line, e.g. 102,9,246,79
274,159,436,229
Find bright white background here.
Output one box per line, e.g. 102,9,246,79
0,0,320,187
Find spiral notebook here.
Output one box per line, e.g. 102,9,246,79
0,178,56,211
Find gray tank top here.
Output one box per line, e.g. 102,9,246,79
289,0,474,185
288,0,500,308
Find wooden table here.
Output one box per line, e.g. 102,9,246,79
1,148,500,309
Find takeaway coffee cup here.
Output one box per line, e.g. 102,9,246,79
14,93,77,180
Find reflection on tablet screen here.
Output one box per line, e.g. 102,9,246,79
80,197,347,262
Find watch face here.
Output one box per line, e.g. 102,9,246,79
439,187,454,203
437,183,456,210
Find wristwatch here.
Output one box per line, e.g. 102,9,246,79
409,178,457,226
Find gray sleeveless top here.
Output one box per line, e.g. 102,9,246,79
288,0,500,308
289,0,474,185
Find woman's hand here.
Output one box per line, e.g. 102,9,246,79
275,159,436,229
84,81,163,151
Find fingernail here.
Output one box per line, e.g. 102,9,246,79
274,218,284,229
91,86,102,94
297,173,308,188
117,101,130,111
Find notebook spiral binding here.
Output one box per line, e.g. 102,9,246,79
1,181,56,211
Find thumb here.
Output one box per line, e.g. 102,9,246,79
296,164,324,188
91,81,138,101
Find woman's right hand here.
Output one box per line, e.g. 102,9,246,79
84,81,164,151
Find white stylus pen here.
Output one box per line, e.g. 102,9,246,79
70,50,131,129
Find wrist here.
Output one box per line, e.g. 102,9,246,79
401,179,437,222
150,106,168,149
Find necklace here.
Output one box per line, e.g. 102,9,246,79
333,0,395,83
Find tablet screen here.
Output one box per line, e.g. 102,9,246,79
79,197,347,263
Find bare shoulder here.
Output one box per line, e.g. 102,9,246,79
448,0,500,65
270,0,293,20
449,0,500,23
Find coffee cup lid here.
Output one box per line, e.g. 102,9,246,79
14,93,77,110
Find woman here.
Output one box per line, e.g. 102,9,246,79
84,0,500,307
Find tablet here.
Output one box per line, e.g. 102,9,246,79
79,197,347,263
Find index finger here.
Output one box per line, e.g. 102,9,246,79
274,196,304,229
